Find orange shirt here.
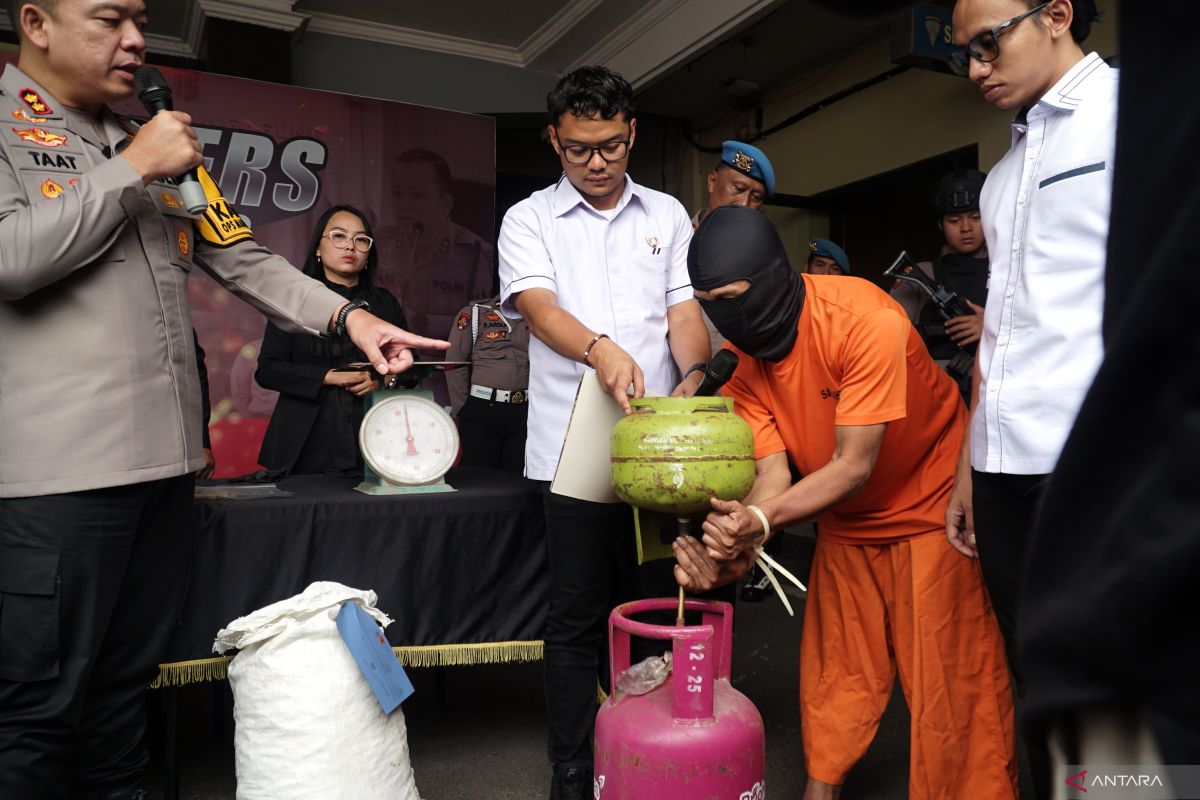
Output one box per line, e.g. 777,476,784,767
723,275,966,544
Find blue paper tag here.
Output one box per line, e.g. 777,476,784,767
336,601,414,714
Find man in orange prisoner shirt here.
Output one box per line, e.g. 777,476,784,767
675,206,1016,800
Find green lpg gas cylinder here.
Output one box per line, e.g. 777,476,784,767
610,396,756,516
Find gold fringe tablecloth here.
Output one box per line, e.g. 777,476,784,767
150,640,545,689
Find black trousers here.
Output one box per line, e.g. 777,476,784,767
458,397,527,475
971,469,1051,799
0,475,194,800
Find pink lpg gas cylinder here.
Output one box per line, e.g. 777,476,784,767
593,598,765,800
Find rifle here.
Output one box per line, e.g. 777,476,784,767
883,250,973,320
884,250,975,386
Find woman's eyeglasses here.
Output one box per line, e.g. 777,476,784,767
324,230,374,252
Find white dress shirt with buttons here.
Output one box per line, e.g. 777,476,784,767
499,174,694,480
974,52,1118,475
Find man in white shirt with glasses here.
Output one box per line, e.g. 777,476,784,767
498,66,709,800
944,1,1113,797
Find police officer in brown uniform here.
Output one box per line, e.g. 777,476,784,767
0,2,443,796
383,148,494,338
445,295,530,474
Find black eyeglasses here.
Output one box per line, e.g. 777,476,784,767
558,139,631,165
324,230,374,252
948,1,1049,76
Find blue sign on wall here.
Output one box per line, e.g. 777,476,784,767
911,5,955,58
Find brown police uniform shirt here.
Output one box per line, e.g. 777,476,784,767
0,64,347,497
444,298,529,415
379,220,494,339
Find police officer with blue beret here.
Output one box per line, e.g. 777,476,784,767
692,140,776,227
805,237,851,276
695,140,778,353
692,140,785,603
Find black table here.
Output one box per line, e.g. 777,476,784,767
153,468,548,687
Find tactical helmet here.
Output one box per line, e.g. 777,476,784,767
935,169,987,214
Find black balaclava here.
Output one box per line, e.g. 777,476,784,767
688,205,805,362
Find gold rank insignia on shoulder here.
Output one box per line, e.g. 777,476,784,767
732,151,755,172
12,127,67,148
160,192,182,209
19,88,52,116
12,108,47,124
40,178,63,199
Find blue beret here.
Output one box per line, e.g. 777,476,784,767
721,140,775,197
808,237,850,275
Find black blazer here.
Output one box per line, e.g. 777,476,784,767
255,280,406,472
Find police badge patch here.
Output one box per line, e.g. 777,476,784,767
193,166,254,247
12,109,47,125
12,127,68,148
40,178,63,199
732,151,755,172
456,312,470,330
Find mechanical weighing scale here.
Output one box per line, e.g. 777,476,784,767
355,360,468,496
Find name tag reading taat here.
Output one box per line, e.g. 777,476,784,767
336,601,414,714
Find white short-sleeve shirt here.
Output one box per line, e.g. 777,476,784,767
974,52,1118,474
499,174,695,480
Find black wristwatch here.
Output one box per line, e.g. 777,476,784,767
334,299,370,337
684,361,708,378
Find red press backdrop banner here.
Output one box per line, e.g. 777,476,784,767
3,56,497,477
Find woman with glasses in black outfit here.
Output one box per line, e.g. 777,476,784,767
256,205,409,475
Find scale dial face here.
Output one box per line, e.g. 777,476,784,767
359,394,459,485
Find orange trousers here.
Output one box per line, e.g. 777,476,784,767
800,532,1017,799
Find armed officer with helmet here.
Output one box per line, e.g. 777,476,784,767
891,169,988,399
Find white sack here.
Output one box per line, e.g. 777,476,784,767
214,581,421,800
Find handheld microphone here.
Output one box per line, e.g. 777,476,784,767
133,66,208,214
693,349,740,397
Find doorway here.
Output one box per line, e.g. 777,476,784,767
812,145,979,289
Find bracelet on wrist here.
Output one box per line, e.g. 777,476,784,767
334,299,370,337
583,333,609,365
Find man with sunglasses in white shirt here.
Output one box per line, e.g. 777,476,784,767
944,1,1113,797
